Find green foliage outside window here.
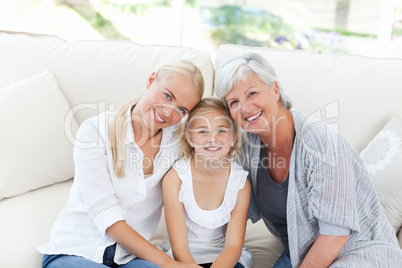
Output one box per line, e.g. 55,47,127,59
201,5,346,54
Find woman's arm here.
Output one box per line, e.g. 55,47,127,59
299,125,357,267
211,180,251,268
163,168,198,264
105,170,202,268
299,234,348,268
77,120,198,268
106,221,198,268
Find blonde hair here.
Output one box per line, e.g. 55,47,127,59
109,59,204,177
179,97,243,162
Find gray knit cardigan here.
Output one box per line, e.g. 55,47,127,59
242,110,402,267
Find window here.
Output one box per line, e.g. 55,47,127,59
2,0,402,58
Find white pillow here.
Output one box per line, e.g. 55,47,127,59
360,116,402,233
0,70,78,200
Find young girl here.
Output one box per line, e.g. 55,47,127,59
160,98,253,268
38,59,205,268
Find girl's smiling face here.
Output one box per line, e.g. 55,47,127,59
186,110,237,163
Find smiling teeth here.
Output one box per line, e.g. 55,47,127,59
246,111,262,122
154,109,165,123
205,147,220,151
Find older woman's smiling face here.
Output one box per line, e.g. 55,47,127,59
224,74,281,135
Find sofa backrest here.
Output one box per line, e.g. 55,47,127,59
0,33,214,125
1,33,401,153
215,44,402,152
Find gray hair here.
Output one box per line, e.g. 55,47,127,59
215,52,292,109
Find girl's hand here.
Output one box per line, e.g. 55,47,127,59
162,258,202,268
180,263,202,268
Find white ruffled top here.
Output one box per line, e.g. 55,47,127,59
175,158,249,229
158,158,253,268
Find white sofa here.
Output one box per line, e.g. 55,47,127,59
0,33,401,268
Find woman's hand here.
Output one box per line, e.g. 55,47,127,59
106,221,199,268
299,234,348,268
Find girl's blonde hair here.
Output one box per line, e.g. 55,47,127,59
109,59,204,177
179,97,243,162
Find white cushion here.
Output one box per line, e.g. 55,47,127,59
0,33,214,125
360,116,402,233
0,70,78,200
0,179,73,267
214,44,402,152
244,220,283,267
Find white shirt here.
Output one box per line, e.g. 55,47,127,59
38,105,180,264
159,159,253,268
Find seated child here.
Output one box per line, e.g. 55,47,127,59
160,98,253,268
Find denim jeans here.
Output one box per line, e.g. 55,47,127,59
42,244,161,268
273,251,292,268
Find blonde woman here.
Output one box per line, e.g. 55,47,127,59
38,59,204,268
160,98,253,268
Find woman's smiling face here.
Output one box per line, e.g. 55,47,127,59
224,74,281,135
138,73,200,131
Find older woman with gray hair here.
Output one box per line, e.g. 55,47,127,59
215,52,402,268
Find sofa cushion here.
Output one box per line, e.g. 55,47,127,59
0,179,73,267
243,220,283,267
0,70,78,200
214,44,402,152
0,33,214,125
360,116,402,233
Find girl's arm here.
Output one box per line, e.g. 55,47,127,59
211,180,251,268
299,234,348,268
163,168,198,264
